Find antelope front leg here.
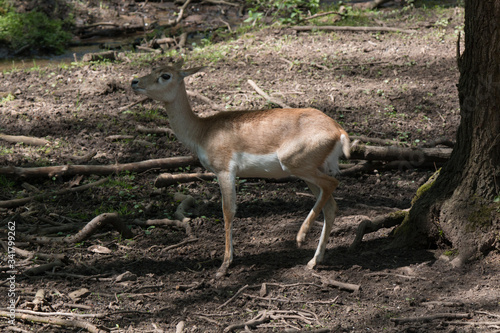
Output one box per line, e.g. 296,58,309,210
215,172,236,279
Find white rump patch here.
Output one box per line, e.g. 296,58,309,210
322,136,347,176
231,152,291,179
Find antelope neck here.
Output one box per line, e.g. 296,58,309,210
161,86,204,153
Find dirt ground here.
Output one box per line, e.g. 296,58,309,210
1,2,500,333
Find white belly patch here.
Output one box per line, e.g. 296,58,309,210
231,152,291,178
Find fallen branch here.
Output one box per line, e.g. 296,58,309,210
421,301,464,307
0,156,200,178
23,259,65,276
137,46,162,54
242,293,339,305
3,308,106,319
0,133,50,146
0,178,108,209
291,25,417,34
0,241,66,261
131,218,193,237
27,289,46,311
312,273,360,293
350,144,451,163
391,313,472,324
155,172,216,187
349,209,409,250
248,79,292,109
364,272,423,280
449,320,500,327
0,310,105,333
350,135,399,146
176,281,204,292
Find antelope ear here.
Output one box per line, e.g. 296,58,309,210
173,58,185,69
180,66,206,78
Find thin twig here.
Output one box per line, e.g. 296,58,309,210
247,80,292,109
218,284,249,309
391,313,472,324
162,238,199,252
176,0,192,24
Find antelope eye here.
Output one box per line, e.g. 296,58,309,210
160,73,171,80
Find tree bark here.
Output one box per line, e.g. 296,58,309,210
391,1,500,263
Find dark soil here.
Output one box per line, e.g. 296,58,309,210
1,2,499,333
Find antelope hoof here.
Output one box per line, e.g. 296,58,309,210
216,262,230,279
306,258,318,270
296,234,306,247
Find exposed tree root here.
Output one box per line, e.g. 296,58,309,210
349,209,409,250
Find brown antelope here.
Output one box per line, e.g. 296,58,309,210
131,60,351,278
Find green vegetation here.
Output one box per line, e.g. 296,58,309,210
245,0,319,25
0,0,72,54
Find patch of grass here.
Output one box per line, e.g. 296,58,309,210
245,0,319,25
0,174,15,188
0,145,14,156
191,42,241,64
0,92,14,104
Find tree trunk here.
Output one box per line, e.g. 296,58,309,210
392,1,500,264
